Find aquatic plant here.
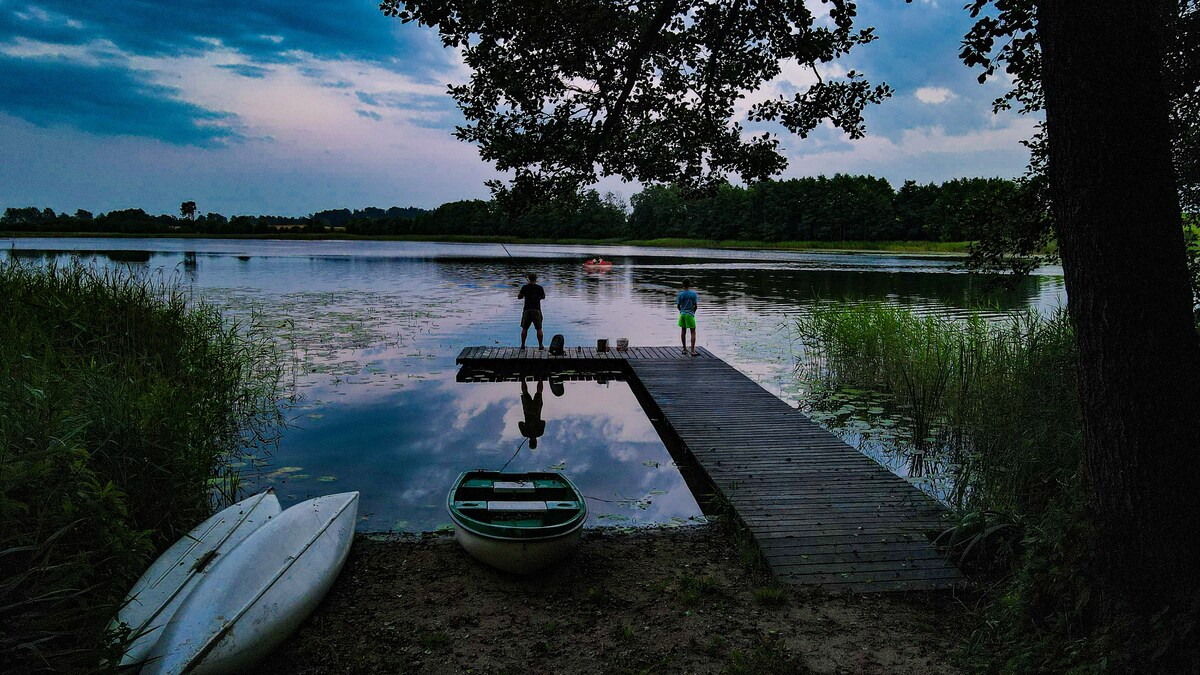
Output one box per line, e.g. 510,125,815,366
0,260,285,672
790,303,1177,669
794,302,1081,518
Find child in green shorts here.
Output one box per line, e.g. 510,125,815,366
676,278,698,356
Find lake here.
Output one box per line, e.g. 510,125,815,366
1,237,1066,530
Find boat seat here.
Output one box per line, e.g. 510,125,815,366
493,481,536,494
452,500,580,512
489,501,549,512
461,479,568,492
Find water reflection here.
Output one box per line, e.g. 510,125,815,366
247,374,702,531
8,247,156,265
2,237,1067,525
518,379,547,449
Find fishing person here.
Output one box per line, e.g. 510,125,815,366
518,271,546,350
676,277,699,356
518,378,546,449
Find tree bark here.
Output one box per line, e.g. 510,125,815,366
1038,0,1200,610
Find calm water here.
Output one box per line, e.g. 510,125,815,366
2,238,1066,530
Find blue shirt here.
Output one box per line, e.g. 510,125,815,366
676,289,698,316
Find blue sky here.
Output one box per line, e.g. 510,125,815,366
0,0,1036,216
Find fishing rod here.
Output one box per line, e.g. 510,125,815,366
500,241,530,281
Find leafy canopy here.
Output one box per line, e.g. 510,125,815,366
959,0,1199,278
381,0,891,204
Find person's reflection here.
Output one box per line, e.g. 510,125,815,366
518,378,547,449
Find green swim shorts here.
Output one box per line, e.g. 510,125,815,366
678,313,697,329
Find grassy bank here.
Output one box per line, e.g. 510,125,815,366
1,231,971,254
0,262,285,671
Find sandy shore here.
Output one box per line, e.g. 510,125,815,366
268,526,968,674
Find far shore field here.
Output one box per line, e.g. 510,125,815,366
0,231,972,255
268,526,969,674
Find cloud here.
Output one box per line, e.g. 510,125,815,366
0,0,1042,215
16,0,409,66
0,53,240,145
915,86,955,104
0,1,465,145
1,3,87,45
780,116,1038,183
218,63,271,78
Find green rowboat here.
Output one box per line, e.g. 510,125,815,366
447,471,588,574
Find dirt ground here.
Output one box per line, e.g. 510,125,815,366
268,526,971,674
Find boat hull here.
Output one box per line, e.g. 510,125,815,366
113,491,280,668
143,492,359,675
453,521,584,574
448,470,587,574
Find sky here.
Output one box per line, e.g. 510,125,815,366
0,0,1038,217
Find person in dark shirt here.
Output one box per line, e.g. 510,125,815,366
518,272,546,350
518,379,546,449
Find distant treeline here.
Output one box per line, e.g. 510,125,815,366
1,175,1031,242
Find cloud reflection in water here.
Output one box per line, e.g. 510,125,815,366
251,375,701,532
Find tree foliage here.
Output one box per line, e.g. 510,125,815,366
959,0,1200,278
381,0,891,204
3,175,1024,243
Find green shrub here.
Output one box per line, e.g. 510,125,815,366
0,261,284,672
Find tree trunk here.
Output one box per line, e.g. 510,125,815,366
1039,0,1200,610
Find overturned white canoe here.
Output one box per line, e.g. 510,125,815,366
142,491,360,675
114,490,281,668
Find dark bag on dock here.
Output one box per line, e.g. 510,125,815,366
548,334,565,356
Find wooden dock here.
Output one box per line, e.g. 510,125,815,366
456,346,961,592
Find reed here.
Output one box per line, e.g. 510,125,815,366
0,260,285,672
794,302,1081,521
794,302,1104,668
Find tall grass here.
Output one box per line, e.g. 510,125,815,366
793,303,1137,669
0,261,285,672
794,302,1081,518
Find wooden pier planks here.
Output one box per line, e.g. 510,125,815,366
454,346,960,592
456,345,716,362
624,357,960,592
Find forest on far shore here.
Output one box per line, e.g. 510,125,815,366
2,174,1035,243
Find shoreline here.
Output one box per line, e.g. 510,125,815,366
0,231,972,256
267,526,970,674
